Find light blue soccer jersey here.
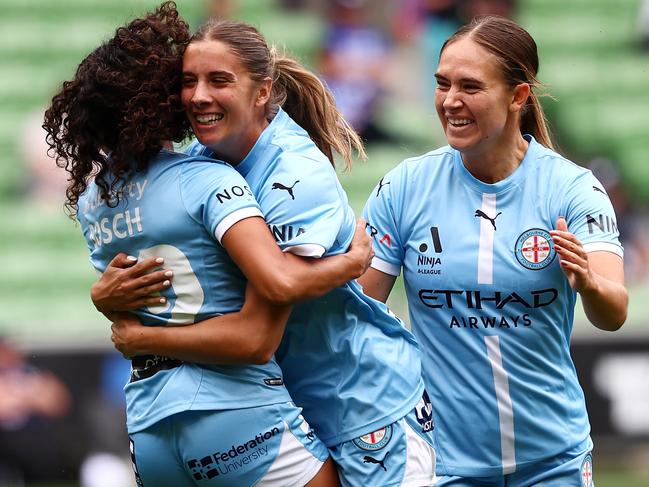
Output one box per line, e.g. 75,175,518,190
77,150,292,434
363,136,623,477
187,108,424,447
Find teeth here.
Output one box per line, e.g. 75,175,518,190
195,113,224,124
449,119,472,126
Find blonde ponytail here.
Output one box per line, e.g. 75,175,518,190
193,20,366,169
270,50,366,169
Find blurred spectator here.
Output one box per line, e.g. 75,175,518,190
21,110,68,210
317,0,395,143
394,0,517,104
459,0,516,20
589,157,649,283
421,0,463,106
80,453,133,487
0,337,72,484
638,0,649,50
278,0,312,10
78,352,132,487
203,0,236,20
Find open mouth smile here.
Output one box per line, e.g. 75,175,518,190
194,113,224,125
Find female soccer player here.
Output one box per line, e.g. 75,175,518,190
361,15,628,487
43,3,378,485
93,15,436,487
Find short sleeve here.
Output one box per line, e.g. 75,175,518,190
258,154,347,258
180,159,263,243
362,166,406,276
563,171,623,257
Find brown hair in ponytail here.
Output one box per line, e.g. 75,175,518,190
440,15,555,149
192,20,366,169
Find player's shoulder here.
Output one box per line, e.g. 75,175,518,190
388,145,455,184
161,150,236,178
266,109,334,169
532,141,591,182
272,133,330,168
268,134,336,187
403,145,454,167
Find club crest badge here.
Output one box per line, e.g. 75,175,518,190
515,228,555,270
352,425,393,451
580,453,593,487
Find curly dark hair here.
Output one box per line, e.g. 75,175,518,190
43,1,191,216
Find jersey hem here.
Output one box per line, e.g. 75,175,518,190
283,243,326,257
322,381,424,447
399,475,437,487
126,396,293,434
435,435,592,477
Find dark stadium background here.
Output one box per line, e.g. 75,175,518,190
0,0,647,485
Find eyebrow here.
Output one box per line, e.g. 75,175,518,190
182,70,236,81
434,73,484,85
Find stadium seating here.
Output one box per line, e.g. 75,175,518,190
0,0,330,345
518,0,649,199
1,0,647,345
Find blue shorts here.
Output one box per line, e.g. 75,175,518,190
436,444,594,487
330,390,437,487
129,402,329,486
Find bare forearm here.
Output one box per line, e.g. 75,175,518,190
357,267,396,303
117,296,291,365
225,217,372,306
276,252,364,304
129,316,262,364
580,275,628,331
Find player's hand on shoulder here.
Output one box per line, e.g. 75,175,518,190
91,253,172,313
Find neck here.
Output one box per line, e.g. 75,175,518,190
461,133,529,184
209,116,269,166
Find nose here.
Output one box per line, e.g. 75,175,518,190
190,80,210,107
442,86,462,111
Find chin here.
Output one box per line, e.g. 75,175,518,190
194,132,219,148
446,132,481,154
446,137,470,152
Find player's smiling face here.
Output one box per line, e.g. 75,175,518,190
434,37,518,158
181,40,270,164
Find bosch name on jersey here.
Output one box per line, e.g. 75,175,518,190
85,179,149,248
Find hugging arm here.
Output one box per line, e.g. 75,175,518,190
357,267,397,304
110,282,290,364
93,217,372,312
97,216,372,363
223,217,373,305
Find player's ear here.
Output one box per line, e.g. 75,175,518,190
510,83,530,112
256,77,272,107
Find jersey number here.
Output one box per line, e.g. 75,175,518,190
138,244,204,325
